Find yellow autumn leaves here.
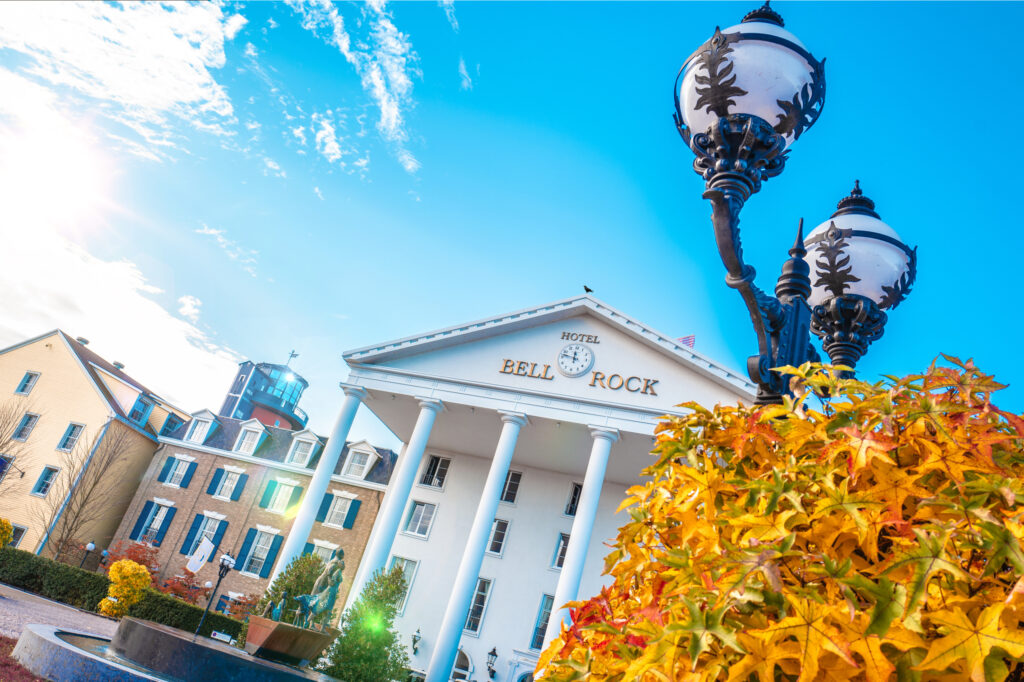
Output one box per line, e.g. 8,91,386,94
537,358,1024,681
99,558,150,617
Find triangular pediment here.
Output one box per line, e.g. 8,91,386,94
344,296,754,407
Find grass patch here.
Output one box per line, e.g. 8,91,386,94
0,635,44,682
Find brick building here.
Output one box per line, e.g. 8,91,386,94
109,408,396,611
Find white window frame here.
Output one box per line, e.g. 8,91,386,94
212,470,241,500
388,555,419,615
31,465,59,497
164,457,191,488
287,439,316,466
500,470,523,505
56,423,85,452
14,371,40,396
234,428,261,455
552,533,570,569
241,530,277,577
310,539,338,563
189,515,220,555
487,518,510,557
186,419,212,444
267,482,295,514
9,524,27,548
463,577,493,635
13,413,40,442
141,503,171,542
323,495,353,529
419,454,451,489
342,449,376,479
402,500,437,539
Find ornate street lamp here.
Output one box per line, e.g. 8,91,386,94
79,541,95,569
412,628,421,654
487,647,498,679
674,2,916,402
195,553,234,637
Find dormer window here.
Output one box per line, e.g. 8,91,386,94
186,419,211,444
235,429,261,455
128,396,153,425
287,440,315,467
343,450,373,479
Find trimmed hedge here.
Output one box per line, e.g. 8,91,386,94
0,548,242,639
0,547,108,610
128,589,243,639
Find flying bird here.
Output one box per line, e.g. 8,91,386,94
583,285,593,294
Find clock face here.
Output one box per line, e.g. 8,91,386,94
557,343,594,377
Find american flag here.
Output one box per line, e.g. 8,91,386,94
677,335,696,348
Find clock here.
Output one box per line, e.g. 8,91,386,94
557,343,594,377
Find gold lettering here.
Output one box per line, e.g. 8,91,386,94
592,335,599,344
515,361,529,376
561,332,571,340
589,371,606,388
626,376,642,392
540,364,554,380
528,362,542,378
607,374,624,390
642,378,659,396
500,359,515,374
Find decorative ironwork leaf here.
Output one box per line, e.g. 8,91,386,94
773,58,826,141
878,246,917,310
693,28,748,118
813,224,860,298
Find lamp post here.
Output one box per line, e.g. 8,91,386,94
486,647,498,679
79,542,95,569
195,554,234,637
411,628,421,655
674,1,916,403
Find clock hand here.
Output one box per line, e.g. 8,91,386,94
572,351,578,362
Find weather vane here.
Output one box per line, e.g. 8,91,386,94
286,350,299,366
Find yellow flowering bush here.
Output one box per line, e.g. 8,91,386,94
99,559,151,618
0,517,13,547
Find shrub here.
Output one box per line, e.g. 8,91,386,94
102,540,161,586
0,518,12,548
128,588,243,639
99,559,150,617
539,358,1024,681
158,568,210,605
0,547,108,610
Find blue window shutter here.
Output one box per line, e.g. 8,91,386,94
237,528,257,567
303,542,313,556
180,515,203,555
157,458,174,483
343,499,361,529
209,520,228,563
207,469,224,495
180,462,197,489
259,480,277,508
216,595,229,613
288,485,303,512
316,494,332,523
231,474,248,501
130,501,154,541
154,507,176,547
260,535,284,579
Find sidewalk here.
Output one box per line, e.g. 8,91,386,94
0,583,117,640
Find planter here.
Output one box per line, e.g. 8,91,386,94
244,615,339,668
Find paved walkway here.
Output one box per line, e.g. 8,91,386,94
0,583,117,640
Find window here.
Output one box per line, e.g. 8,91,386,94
565,483,583,516
488,519,509,555
8,525,26,548
531,594,555,650
389,556,418,611
403,501,436,537
186,419,211,444
324,495,352,528
268,483,296,514
452,651,471,680
553,533,570,569
0,455,12,484
142,504,171,541
128,396,153,425
13,413,39,441
500,470,522,503
32,466,58,496
188,516,220,555
420,455,450,488
287,440,314,466
57,424,84,452
160,414,184,436
235,429,261,455
15,372,39,395
311,544,334,562
166,459,191,487
463,578,492,633
213,471,240,499
242,530,275,575
343,450,372,478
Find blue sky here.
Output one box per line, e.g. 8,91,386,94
1,2,1021,448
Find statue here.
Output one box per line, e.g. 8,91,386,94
293,553,345,631
262,591,287,622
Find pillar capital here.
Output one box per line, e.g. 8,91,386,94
339,382,368,400
498,411,529,427
588,425,620,443
416,397,445,413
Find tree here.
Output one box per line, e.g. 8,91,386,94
32,421,136,563
0,399,37,498
318,566,409,682
258,553,326,625
159,568,211,605
539,357,1024,682
103,540,161,584
99,559,151,618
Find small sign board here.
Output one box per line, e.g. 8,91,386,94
210,631,233,644
186,537,215,573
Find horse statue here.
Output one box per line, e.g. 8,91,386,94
293,553,345,630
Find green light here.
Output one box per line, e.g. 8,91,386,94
363,611,384,634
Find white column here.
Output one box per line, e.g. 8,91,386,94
270,383,366,584
425,411,527,682
543,426,619,647
345,397,443,608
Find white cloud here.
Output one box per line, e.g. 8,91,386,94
263,157,286,177
458,56,472,90
439,0,459,32
291,125,308,146
314,186,324,200
177,295,202,323
0,2,246,159
267,17,279,30
195,223,259,277
244,42,258,58
312,111,344,164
